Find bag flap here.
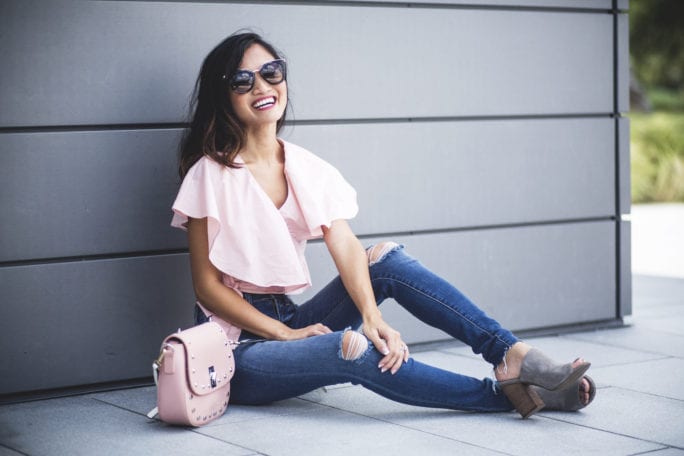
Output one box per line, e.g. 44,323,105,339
163,321,234,396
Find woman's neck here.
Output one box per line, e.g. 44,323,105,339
240,125,282,164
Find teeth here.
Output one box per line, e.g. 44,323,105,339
253,97,275,109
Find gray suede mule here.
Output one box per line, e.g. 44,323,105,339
499,348,591,419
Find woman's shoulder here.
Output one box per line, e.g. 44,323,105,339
185,155,240,181
281,140,340,173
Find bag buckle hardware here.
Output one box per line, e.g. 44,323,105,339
153,343,173,369
209,366,217,388
154,350,165,369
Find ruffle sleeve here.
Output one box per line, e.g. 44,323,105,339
284,141,359,238
171,156,309,288
170,156,223,246
169,141,358,290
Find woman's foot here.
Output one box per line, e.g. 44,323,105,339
495,343,592,418
578,377,592,405
494,342,590,390
494,342,531,382
532,375,596,411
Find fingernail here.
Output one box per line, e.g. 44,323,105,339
380,367,387,373
382,349,390,355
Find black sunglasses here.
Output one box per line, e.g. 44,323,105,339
223,59,287,94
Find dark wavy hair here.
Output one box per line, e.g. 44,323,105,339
178,32,287,178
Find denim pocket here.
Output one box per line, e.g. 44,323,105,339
245,294,296,324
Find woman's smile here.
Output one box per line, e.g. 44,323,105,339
252,96,277,110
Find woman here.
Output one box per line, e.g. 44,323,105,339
171,32,595,418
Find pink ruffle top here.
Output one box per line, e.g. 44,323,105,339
171,140,358,339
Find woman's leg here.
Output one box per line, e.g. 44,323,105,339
294,243,518,368
229,330,512,412
224,244,585,414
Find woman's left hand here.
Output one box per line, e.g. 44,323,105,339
322,220,409,374
362,313,409,375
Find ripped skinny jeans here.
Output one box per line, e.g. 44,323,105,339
195,244,516,412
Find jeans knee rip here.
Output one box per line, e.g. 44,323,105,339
339,328,370,362
366,242,403,266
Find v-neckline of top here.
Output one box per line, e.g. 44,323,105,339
236,149,290,211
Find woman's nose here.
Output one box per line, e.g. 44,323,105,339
251,73,270,93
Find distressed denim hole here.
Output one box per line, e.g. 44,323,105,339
366,241,401,266
339,329,369,361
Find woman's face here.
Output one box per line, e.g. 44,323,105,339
229,44,288,130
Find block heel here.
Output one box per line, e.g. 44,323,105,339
500,380,545,419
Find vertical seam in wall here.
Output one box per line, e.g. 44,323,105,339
612,0,622,319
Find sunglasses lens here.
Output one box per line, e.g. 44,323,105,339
228,60,286,93
259,60,286,84
230,71,254,94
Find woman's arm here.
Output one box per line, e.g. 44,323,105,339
187,217,331,340
322,219,408,374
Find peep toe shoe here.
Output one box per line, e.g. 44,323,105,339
498,348,591,419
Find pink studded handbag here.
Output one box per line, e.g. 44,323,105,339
148,321,236,427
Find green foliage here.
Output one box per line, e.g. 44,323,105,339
630,1,684,202
631,112,684,203
630,0,684,90
647,86,684,112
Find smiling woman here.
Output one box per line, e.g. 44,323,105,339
227,48,288,135
178,33,289,177
170,31,595,419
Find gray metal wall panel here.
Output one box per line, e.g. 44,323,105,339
287,118,615,235
300,221,617,343
0,130,186,262
0,0,627,397
1,1,613,127
0,221,615,394
618,117,631,215
2,118,614,262
320,0,613,7
619,220,632,318
617,13,631,114
0,255,194,395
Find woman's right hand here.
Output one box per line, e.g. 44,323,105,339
281,323,332,341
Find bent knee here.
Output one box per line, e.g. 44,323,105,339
341,330,369,361
366,241,400,266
